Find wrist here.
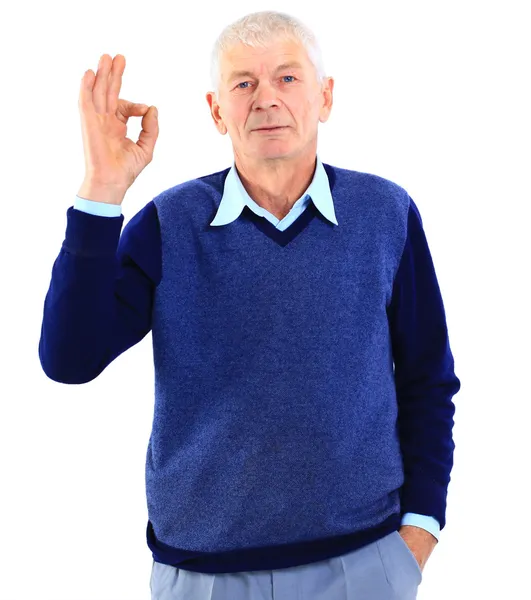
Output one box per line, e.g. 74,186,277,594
77,180,127,205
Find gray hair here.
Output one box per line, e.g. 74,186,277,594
210,10,328,97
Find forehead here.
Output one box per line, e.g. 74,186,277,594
221,38,310,83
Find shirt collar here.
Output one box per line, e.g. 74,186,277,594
209,154,338,227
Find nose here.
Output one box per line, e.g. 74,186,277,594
252,80,281,110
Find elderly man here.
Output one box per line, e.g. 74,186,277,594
39,9,461,600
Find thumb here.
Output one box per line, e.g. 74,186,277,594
136,105,159,157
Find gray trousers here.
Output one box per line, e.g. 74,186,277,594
150,530,423,599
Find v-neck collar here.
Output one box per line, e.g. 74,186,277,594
240,200,319,247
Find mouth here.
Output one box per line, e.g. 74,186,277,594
253,126,287,132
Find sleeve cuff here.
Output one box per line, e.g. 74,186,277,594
401,512,440,541
74,195,123,217
63,205,124,257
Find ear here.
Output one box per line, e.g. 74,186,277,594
206,92,228,135
319,77,334,124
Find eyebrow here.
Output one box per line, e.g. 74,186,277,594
226,61,304,83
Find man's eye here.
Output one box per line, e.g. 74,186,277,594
236,76,296,89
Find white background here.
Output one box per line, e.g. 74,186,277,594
1,0,529,598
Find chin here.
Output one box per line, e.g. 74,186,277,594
255,149,296,160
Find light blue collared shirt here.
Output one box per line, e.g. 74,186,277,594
73,154,440,541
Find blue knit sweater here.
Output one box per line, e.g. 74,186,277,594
38,156,461,573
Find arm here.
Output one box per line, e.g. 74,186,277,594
387,194,461,532
38,199,161,383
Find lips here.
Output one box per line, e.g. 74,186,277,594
254,126,285,131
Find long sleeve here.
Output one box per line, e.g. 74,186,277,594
387,195,461,531
38,200,162,383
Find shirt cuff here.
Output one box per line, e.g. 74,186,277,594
401,512,440,541
74,195,123,217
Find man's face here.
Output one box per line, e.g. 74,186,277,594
206,38,334,162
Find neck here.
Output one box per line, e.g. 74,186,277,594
234,154,317,220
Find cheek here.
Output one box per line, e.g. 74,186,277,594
293,98,315,119
233,109,249,128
